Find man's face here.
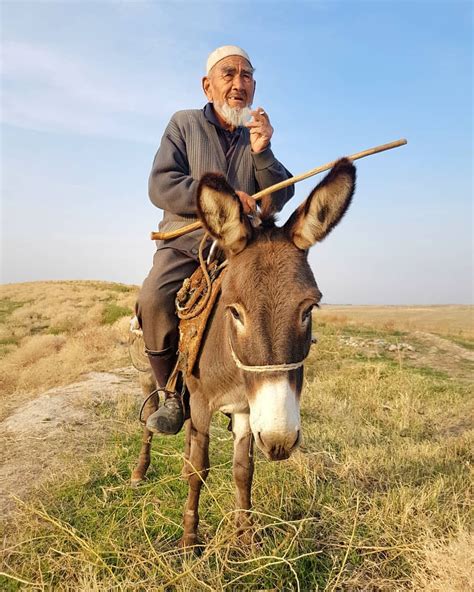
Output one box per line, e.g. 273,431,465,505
202,55,255,110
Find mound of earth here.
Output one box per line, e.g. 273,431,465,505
0,367,142,520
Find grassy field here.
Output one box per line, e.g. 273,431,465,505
1,282,472,591
318,305,474,343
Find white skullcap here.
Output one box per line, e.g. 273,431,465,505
206,45,253,75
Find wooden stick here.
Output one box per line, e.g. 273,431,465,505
151,138,407,241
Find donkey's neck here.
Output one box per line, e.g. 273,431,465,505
187,295,248,414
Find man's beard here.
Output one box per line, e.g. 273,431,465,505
214,101,252,128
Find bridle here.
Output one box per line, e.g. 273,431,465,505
229,337,310,373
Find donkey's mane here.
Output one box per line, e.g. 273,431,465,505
257,212,277,229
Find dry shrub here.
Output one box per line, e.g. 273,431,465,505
0,335,67,393
113,315,134,344
383,319,395,331
17,334,67,365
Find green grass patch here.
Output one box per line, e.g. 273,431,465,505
340,324,407,339
0,336,20,346
47,321,76,335
89,281,136,294
0,335,21,357
443,334,474,350
101,302,133,325
413,365,452,381
0,299,27,323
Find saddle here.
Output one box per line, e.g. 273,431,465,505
175,258,226,378
129,257,226,391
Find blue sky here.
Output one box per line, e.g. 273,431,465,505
1,0,472,304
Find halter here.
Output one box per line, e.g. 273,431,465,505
229,338,310,373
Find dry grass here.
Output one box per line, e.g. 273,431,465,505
412,530,473,591
1,282,472,590
0,281,136,419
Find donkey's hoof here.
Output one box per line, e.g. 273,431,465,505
177,536,204,556
130,472,146,487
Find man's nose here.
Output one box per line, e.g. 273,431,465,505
232,74,245,89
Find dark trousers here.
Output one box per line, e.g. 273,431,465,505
136,233,210,364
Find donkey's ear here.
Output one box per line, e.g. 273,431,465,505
284,158,356,250
197,173,252,256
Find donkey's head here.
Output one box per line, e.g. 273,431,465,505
197,159,356,461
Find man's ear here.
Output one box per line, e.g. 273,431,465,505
197,173,252,256
284,158,356,250
202,76,212,101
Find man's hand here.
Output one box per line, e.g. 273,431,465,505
245,107,274,154
235,190,256,215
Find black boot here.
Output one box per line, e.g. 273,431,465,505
146,393,184,435
145,350,184,435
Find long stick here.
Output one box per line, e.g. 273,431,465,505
151,138,407,241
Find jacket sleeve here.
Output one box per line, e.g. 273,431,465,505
252,146,294,215
148,116,199,217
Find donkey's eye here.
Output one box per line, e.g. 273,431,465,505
228,306,243,323
302,305,314,323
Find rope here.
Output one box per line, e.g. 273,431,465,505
138,387,160,424
176,233,214,321
128,318,151,373
229,339,308,373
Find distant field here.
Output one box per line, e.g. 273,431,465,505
318,304,473,339
1,282,472,591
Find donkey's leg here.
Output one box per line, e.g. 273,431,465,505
181,418,192,480
131,371,158,485
232,413,255,537
179,406,211,549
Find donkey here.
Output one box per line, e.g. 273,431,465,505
132,158,356,548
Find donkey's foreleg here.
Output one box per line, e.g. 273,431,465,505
131,371,158,485
181,418,192,480
232,413,255,536
180,410,211,549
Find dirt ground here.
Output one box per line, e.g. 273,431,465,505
0,367,143,521
410,330,474,381
1,327,472,524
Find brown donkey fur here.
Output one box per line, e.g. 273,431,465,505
132,158,356,548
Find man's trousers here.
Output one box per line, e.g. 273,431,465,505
135,233,210,366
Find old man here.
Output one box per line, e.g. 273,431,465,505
136,45,295,435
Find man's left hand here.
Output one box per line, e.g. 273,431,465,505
235,190,257,215
245,107,274,154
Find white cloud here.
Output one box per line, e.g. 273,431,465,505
1,40,202,142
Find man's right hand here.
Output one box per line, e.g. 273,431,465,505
235,190,256,215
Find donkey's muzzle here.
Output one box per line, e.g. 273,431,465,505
249,377,301,461
256,429,301,461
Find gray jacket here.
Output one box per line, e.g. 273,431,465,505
149,109,294,236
